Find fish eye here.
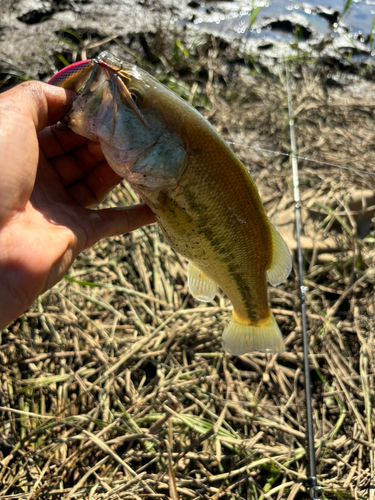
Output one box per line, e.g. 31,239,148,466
130,90,142,104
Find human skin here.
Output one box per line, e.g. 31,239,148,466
0,81,156,330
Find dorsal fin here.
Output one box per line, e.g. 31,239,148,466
267,224,292,286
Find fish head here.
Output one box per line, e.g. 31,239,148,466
64,52,187,191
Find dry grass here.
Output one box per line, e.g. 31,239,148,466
1,38,375,499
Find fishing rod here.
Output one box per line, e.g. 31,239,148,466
286,66,323,500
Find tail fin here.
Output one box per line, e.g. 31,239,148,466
222,312,284,355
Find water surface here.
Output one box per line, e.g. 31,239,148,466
192,0,375,47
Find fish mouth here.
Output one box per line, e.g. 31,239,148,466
95,52,150,130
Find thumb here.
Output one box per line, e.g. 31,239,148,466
2,81,75,132
0,82,75,226
82,204,156,249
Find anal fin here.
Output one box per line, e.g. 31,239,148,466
188,261,218,302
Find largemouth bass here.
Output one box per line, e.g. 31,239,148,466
49,52,292,355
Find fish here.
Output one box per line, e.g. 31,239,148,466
48,51,292,355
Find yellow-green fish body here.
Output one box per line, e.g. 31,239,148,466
51,52,292,355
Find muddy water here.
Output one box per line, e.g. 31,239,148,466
1,0,374,87
187,0,375,66
191,0,375,40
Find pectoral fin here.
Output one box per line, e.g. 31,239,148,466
267,224,292,286
188,261,218,302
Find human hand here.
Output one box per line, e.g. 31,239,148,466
0,81,155,330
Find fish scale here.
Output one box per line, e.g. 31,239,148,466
49,51,292,355
159,156,272,322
